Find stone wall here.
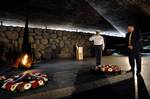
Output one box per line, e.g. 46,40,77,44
0,26,93,63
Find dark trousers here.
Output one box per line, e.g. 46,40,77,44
128,50,141,73
95,45,102,66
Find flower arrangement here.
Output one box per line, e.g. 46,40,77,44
91,64,121,74
0,75,6,81
0,75,6,87
1,71,48,92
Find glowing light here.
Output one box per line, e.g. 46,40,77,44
2,20,125,37
21,54,32,68
22,54,28,66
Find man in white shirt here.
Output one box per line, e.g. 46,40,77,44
89,30,105,67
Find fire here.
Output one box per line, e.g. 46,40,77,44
22,54,28,66
21,54,32,68
13,53,33,69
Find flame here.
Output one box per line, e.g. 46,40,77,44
21,54,32,68
22,54,28,65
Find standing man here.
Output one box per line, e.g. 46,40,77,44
126,24,142,75
89,30,105,68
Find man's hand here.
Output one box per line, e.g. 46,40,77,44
128,45,133,50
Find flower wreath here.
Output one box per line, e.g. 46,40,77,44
0,71,48,92
91,64,121,74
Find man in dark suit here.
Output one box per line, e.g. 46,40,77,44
126,24,142,75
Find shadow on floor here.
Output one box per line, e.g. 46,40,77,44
137,75,150,99
66,71,149,99
70,69,129,99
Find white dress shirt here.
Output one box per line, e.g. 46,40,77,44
89,35,105,50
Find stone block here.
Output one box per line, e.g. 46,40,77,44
0,32,5,37
14,27,22,32
29,36,34,43
41,38,49,45
0,26,7,32
7,26,14,31
35,35,43,39
35,39,40,44
51,34,57,39
60,41,65,48
18,37,23,44
5,31,18,40
34,28,42,35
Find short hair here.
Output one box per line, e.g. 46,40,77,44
96,30,101,33
128,24,135,27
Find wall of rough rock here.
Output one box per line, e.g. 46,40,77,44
0,26,93,63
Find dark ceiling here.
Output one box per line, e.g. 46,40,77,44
0,0,149,36
0,0,113,29
86,0,150,33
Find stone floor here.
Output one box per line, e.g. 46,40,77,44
70,56,150,99
0,56,150,99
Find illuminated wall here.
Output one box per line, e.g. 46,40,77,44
0,25,93,63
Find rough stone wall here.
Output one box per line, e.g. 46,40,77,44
0,26,93,63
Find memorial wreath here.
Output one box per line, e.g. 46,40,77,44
0,71,48,92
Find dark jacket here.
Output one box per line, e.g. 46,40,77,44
125,31,142,52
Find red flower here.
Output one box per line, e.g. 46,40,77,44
30,80,38,89
5,82,14,91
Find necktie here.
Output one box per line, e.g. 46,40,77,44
128,32,132,45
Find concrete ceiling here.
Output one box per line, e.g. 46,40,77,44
0,0,149,36
0,0,114,29
86,0,150,34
